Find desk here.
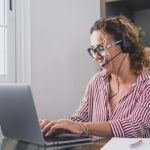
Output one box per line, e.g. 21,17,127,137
0,138,107,150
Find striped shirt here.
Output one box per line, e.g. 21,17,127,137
68,72,150,138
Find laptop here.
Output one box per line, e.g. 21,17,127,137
0,84,93,146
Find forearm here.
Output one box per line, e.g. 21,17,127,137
84,121,113,137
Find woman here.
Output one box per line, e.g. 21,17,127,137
40,16,150,138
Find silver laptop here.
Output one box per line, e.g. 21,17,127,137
0,84,92,146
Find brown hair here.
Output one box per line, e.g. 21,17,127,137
90,16,150,74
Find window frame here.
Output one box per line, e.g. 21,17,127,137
0,0,16,83
16,0,31,83
0,0,31,83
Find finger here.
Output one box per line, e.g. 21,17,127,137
45,125,63,137
40,119,46,126
40,119,50,129
42,121,57,134
58,119,73,124
45,124,73,137
55,124,83,135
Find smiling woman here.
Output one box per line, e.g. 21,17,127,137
40,16,150,140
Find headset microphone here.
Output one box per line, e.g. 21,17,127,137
101,51,122,67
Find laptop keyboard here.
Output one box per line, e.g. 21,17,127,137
44,133,86,141
44,133,92,144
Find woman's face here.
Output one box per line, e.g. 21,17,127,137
90,30,124,75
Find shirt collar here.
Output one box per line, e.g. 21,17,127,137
136,72,150,85
102,71,150,86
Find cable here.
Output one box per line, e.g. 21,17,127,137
110,54,127,99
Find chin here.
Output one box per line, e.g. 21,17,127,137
100,65,112,75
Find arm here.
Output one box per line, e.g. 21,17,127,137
84,121,113,137
41,74,98,135
108,89,150,137
43,81,150,137
84,87,150,137
44,120,113,137
56,92,149,137
108,105,150,137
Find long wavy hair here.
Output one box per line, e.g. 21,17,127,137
90,16,150,74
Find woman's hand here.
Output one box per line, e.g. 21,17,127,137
40,119,85,137
40,119,58,134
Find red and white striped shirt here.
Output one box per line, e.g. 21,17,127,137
68,72,150,138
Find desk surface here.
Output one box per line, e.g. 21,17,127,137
0,138,107,150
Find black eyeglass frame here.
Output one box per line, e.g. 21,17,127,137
87,40,122,59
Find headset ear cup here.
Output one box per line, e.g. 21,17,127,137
116,17,132,53
122,40,132,53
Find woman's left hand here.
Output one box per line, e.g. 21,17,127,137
44,119,84,137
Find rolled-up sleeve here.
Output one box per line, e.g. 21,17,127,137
108,90,150,137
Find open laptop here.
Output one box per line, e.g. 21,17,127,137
0,84,92,146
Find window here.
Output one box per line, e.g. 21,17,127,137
0,0,16,83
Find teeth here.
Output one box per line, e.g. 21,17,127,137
99,60,108,70
100,61,107,66
99,63,104,69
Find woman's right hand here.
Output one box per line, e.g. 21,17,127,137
40,119,58,135
39,119,77,136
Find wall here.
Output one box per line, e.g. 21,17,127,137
30,0,100,119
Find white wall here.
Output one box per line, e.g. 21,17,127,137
30,0,100,119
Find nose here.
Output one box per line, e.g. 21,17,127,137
95,53,104,63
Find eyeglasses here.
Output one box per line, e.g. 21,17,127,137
87,40,122,59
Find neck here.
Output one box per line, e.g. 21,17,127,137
110,55,137,85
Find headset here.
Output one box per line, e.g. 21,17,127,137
116,17,132,53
